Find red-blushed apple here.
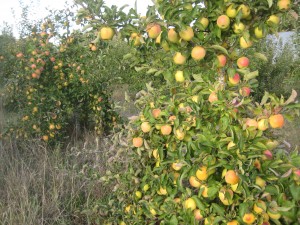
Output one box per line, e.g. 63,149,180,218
217,15,230,30
191,46,206,61
245,118,258,129
269,114,284,128
208,92,218,103
277,0,291,10
147,24,162,39
237,56,250,69
239,87,251,97
217,54,227,67
161,124,172,135
229,73,240,85
133,137,143,148
263,150,273,160
152,108,161,119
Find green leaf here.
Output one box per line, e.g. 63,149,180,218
244,70,259,81
267,0,273,8
169,214,178,225
289,183,300,201
210,45,229,56
211,203,225,216
254,52,268,62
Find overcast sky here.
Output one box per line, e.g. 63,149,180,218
0,0,153,36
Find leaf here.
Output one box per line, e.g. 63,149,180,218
281,168,293,178
284,89,297,105
254,52,268,62
146,68,158,74
244,70,259,81
124,91,131,102
210,45,229,56
267,0,273,8
211,203,225,215
169,215,178,225
260,92,270,105
289,183,300,201
192,73,204,82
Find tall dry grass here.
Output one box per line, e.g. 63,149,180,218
0,130,112,224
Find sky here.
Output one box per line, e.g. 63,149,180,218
0,0,153,36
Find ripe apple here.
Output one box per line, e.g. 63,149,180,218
198,17,209,30
254,27,265,39
217,15,230,30
239,87,251,97
237,56,250,69
227,220,239,225
175,70,185,82
196,166,208,181
219,188,234,205
194,209,204,221
257,119,269,131
90,45,97,51
161,124,172,135
245,118,258,129
133,137,143,147
240,37,253,49
238,4,251,18
141,122,151,133
179,26,194,41
157,186,167,195
263,150,273,160
42,135,49,141
173,52,186,65
267,15,280,25
269,114,284,128
277,0,291,10
217,54,227,67
175,129,185,140
200,185,209,197
253,200,267,214
242,213,256,224
189,176,201,188
267,208,281,220
152,149,159,159
147,24,161,39
172,162,183,171
152,108,161,118
168,28,179,43
191,46,206,61
229,73,240,85
150,208,156,216
184,198,196,210
225,170,239,185
99,27,114,40
233,22,245,34
226,4,237,18
135,191,142,199
208,92,218,103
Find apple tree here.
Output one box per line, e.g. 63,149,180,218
77,0,300,224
